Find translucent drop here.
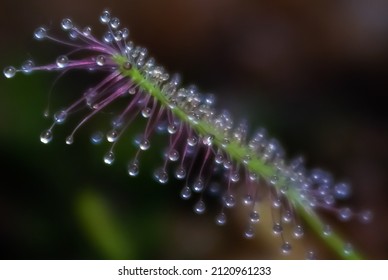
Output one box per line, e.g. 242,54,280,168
154,168,168,184
141,107,151,118
323,194,335,206
249,172,258,181
223,194,236,208
90,131,103,144
96,55,106,66
306,251,317,260
121,28,129,39
192,179,204,192
56,55,69,68
100,10,111,23
175,167,186,179
203,135,214,146
194,200,206,214
180,186,191,200
293,225,304,238
110,17,120,29
167,124,177,134
360,210,373,223
107,130,118,143
344,243,353,255
244,226,255,238
128,161,139,177
272,223,283,235
223,160,233,170
333,182,351,199
34,27,47,40
230,171,240,182
243,194,253,206
65,135,74,145
103,151,115,165
168,149,179,161
216,212,227,225
281,242,292,254
40,129,53,144
21,60,34,73
269,175,278,185
69,29,78,39
54,110,67,124
103,31,114,43
83,26,92,36
61,18,73,30
338,207,352,221
323,224,332,236
272,198,282,208
187,136,198,146
139,139,150,150
249,211,260,223
215,153,224,164
128,88,136,95
282,210,293,223
3,66,16,78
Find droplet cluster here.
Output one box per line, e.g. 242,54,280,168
3,10,373,258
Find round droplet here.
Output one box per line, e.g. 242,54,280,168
249,172,258,182
168,149,179,161
272,223,283,235
333,182,351,199
65,135,74,145
121,28,129,39
243,194,253,206
194,200,206,214
249,211,260,223
282,210,293,223
128,161,139,177
175,167,186,179
54,110,67,124
154,168,168,184
293,225,304,238
103,31,114,43
223,160,233,170
56,55,69,68
109,17,120,29
96,55,106,66
215,153,224,164
187,136,197,147
100,10,111,23
192,179,204,192
90,131,103,144
21,60,34,73
272,198,282,208
360,210,373,223
141,107,151,118
269,175,278,185
83,26,92,36
230,172,240,183
338,207,352,221
180,186,191,200
306,250,317,260
281,242,292,254
203,135,214,146
103,151,115,165
216,212,227,225
139,139,150,150
61,18,73,30
223,194,236,208
323,224,332,236
244,226,255,238
40,129,53,144
34,27,47,40
107,130,118,143
167,124,177,134
344,243,353,255
3,66,16,78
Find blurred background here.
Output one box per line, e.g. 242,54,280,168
1,0,387,259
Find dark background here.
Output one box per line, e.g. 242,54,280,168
1,0,387,259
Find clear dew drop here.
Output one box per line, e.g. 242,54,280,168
187,136,198,147
107,130,118,143
56,55,69,68
215,153,224,164
333,182,351,199
154,168,168,184
175,167,186,180
109,17,120,29
243,194,253,206
192,179,204,192
65,135,74,145
223,194,236,208
90,131,103,144
306,250,317,260
96,55,106,66
167,124,177,134
281,242,292,254
103,151,115,165
139,139,150,150
100,10,111,23
3,66,16,78
83,26,92,36
244,226,255,238
249,211,260,223
34,27,47,40
323,224,332,236
216,212,227,225
194,200,206,214
272,223,283,235
21,60,34,73
54,110,67,124
40,129,53,144
293,225,304,238
168,149,179,161
141,107,151,118
282,210,293,223
103,31,114,43
128,161,139,177
230,172,240,183
249,172,258,182
180,186,191,200
272,198,282,208
360,210,373,223
223,160,233,170
61,18,73,30
338,207,352,221
344,243,353,255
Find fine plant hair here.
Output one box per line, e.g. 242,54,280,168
4,10,372,259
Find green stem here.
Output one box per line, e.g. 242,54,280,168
114,54,362,259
